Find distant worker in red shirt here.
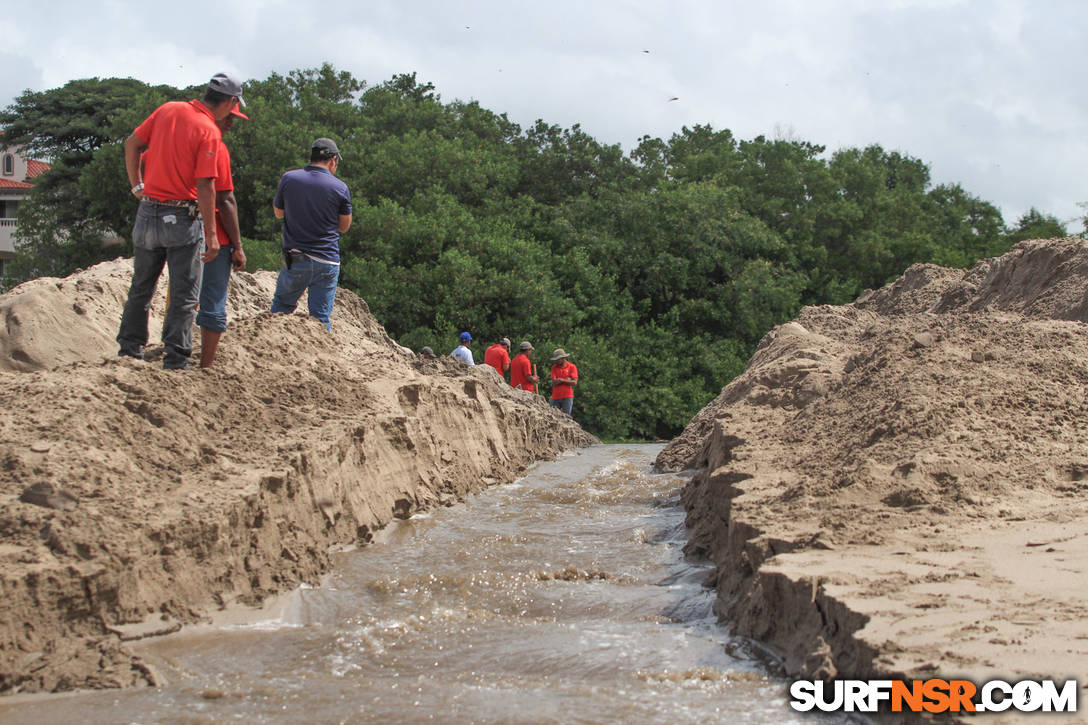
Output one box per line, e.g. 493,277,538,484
117,72,243,370
548,348,578,416
484,337,511,379
509,341,539,392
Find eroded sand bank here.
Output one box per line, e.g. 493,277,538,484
658,238,1088,721
0,259,595,693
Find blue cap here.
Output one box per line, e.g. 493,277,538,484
459,331,472,342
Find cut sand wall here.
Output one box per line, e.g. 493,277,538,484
0,259,595,693
659,238,1088,722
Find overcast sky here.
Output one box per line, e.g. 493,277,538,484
2,0,1085,228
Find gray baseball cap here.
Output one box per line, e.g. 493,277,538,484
208,72,245,107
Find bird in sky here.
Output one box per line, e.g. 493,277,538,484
668,97,679,102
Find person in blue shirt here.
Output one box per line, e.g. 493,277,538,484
270,138,352,331
450,332,474,365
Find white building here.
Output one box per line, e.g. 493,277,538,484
0,147,50,277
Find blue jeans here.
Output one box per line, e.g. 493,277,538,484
196,246,232,333
270,255,340,331
550,397,574,416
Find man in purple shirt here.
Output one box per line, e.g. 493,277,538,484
270,138,352,330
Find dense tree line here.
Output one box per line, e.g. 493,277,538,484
0,66,1072,439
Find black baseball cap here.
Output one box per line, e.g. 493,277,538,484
312,137,342,160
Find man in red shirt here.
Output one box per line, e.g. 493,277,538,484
483,337,511,379
195,105,249,368
509,341,539,392
117,72,243,370
548,348,579,417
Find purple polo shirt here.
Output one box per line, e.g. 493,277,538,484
273,164,352,264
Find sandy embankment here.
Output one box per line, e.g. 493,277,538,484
658,238,1088,720
0,259,595,694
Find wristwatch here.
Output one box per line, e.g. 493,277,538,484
131,182,144,195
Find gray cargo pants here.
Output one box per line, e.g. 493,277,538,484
116,199,204,370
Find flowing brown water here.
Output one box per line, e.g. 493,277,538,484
0,444,849,724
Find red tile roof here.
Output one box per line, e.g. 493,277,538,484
25,159,50,179
0,179,33,189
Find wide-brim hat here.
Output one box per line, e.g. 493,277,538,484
519,341,534,351
550,348,569,362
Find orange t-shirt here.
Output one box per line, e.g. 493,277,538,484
140,121,232,246
483,344,510,376
550,361,578,400
135,100,220,201
510,353,535,392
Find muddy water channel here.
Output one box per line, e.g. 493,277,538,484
1,444,847,724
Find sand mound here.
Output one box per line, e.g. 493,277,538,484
0,260,595,694
658,238,1088,712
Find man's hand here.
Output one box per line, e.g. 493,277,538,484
201,234,220,263
231,246,246,271
196,177,218,263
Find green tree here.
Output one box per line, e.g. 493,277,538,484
1005,207,1066,244
2,66,1057,440
0,78,179,281
923,183,1007,267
